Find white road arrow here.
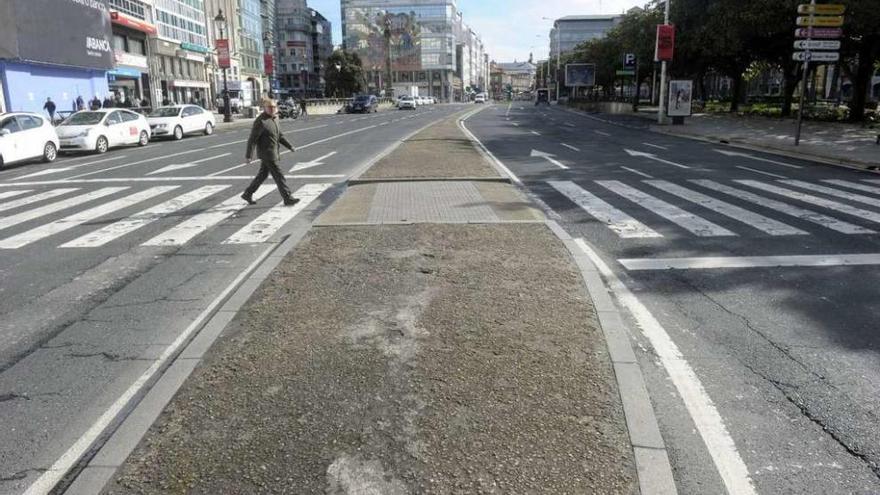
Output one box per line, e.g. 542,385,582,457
530,149,568,169
624,149,690,169
148,153,231,175
291,151,337,172
713,149,802,169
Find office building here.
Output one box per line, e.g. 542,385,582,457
108,0,158,106
152,0,211,105
548,15,622,60
239,0,266,102
276,1,332,97
261,0,278,95
493,61,536,98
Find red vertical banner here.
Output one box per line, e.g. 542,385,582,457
655,24,675,62
264,53,274,75
216,39,230,69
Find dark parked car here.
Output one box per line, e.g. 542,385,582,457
348,95,379,114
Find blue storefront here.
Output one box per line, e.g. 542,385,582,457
0,0,114,115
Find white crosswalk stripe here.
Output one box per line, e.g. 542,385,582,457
0,188,78,213
596,180,736,237
0,190,31,202
0,187,177,249
142,185,275,246
780,180,880,208
548,181,661,238
60,185,230,248
737,180,880,225
225,183,332,244
692,180,873,234
0,187,126,233
822,180,880,196
644,180,807,236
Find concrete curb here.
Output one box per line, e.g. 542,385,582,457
62,205,326,495
545,220,678,495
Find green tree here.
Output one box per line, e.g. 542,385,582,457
324,50,366,98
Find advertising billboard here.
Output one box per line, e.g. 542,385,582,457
667,80,693,117
565,64,596,87
13,0,114,70
216,39,231,69
655,24,675,62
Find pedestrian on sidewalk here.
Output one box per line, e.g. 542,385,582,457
43,97,56,124
241,98,300,206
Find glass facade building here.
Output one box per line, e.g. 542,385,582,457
549,15,622,59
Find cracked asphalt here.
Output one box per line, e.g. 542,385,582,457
465,103,880,493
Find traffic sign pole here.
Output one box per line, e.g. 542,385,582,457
795,0,816,146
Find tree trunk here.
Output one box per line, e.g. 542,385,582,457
848,36,878,123
781,64,800,118
730,72,744,112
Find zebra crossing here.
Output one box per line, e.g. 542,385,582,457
548,178,880,239
0,183,333,250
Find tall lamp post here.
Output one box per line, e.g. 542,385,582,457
214,9,232,123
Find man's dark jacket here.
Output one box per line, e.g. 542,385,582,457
246,113,294,162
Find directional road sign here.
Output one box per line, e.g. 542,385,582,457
797,4,845,15
796,15,844,27
795,27,843,38
792,51,840,62
793,39,841,50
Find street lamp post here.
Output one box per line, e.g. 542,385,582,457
214,10,232,123
658,0,671,124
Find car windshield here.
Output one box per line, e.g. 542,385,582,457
150,107,181,117
62,112,104,126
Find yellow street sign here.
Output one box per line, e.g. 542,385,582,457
796,15,844,27
798,4,846,15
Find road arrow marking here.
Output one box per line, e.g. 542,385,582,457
148,153,231,175
291,151,337,173
531,149,568,169
714,149,802,169
624,149,690,169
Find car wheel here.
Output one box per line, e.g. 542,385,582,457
173,125,184,140
204,122,214,135
138,130,149,146
95,136,109,154
43,141,57,163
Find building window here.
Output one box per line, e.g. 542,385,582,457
113,34,127,52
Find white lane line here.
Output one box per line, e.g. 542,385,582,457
22,239,280,495
575,238,757,495
594,130,611,137
142,185,275,246
14,156,128,179
0,190,33,202
642,142,668,150
645,180,806,236
147,153,231,175
208,124,379,177
621,167,653,179
0,188,125,232
0,187,174,249
692,180,874,234
561,143,581,152
565,122,576,128
224,183,331,244
823,179,880,195
512,122,520,126
0,188,78,213
60,185,230,248
548,181,661,238
66,149,206,179
207,139,248,149
780,180,880,208
714,149,802,169
620,253,880,271
531,130,541,135
597,180,736,237
735,166,787,179
865,179,880,185
737,180,880,225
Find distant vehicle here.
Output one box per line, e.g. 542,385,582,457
56,108,150,153
0,112,60,168
535,88,550,105
429,97,437,104
349,95,379,114
277,100,300,119
398,95,416,110
147,105,215,140
474,93,487,104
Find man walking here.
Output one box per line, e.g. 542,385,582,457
43,97,56,124
298,97,308,121
242,98,299,206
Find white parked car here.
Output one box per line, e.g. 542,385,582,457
56,109,150,153
474,94,487,104
0,112,60,168
148,105,215,140
397,95,416,110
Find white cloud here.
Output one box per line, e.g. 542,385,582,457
459,0,646,62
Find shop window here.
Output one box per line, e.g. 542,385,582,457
113,34,127,52
130,39,145,55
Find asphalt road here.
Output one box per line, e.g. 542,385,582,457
466,102,880,494
0,103,463,494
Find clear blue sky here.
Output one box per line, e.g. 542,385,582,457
306,0,643,62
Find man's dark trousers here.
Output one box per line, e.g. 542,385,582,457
244,160,291,200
